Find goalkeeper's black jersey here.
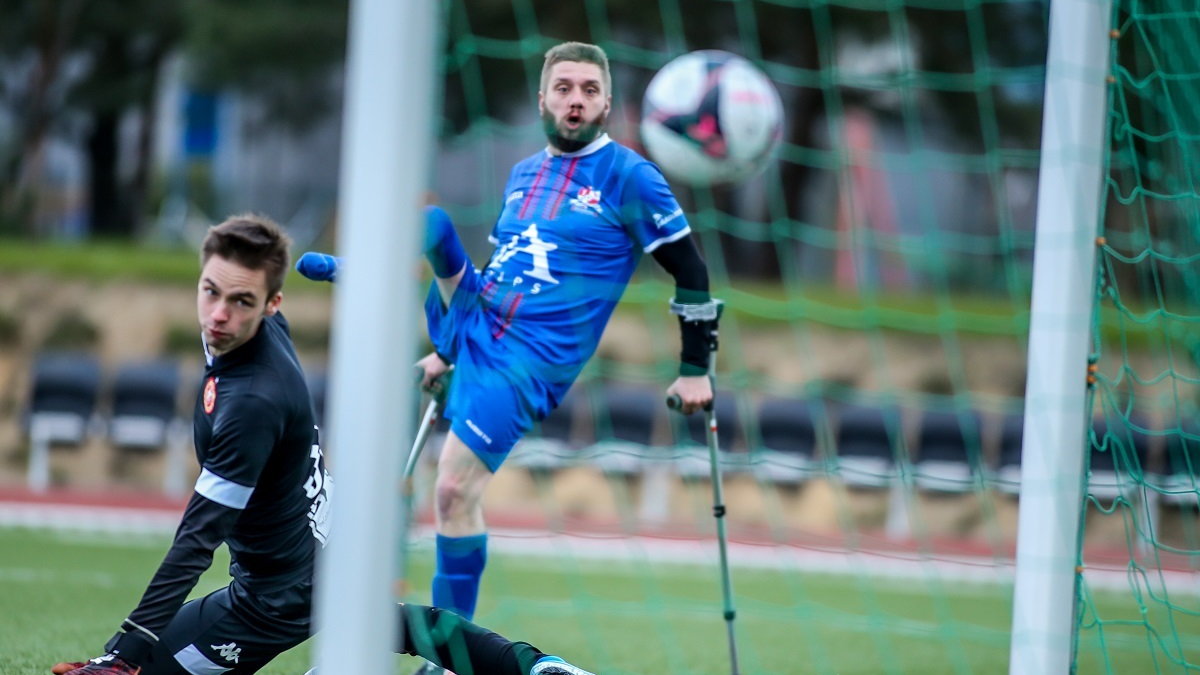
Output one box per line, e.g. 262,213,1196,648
126,313,331,635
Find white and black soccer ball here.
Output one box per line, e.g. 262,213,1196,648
640,50,784,187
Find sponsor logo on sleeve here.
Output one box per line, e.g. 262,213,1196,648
652,208,684,229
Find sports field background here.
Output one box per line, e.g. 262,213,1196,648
3,525,1196,675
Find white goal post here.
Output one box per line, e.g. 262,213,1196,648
1009,0,1114,673
312,0,437,673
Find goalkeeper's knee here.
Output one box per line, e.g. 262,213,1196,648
425,205,468,279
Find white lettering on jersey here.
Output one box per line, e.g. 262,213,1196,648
304,427,333,546
506,190,524,204
489,222,559,285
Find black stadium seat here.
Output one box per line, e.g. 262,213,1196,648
753,396,822,483
832,402,904,488
586,383,660,474
912,408,985,493
671,390,743,478
109,360,182,450
26,352,103,490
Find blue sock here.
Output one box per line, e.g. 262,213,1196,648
424,205,468,279
432,533,487,620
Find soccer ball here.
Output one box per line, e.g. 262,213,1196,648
640,50,784,187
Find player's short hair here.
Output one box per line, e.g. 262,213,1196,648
201,213,293,301
540,41,611,96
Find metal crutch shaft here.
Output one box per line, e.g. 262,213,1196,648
665,308,739,675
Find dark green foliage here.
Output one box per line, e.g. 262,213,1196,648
184,0,350,134
0,310,19,348
41,313,100,351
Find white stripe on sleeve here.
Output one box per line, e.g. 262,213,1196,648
194,468,254,510
643,225,692,253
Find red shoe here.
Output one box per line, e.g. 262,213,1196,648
50,655,140,675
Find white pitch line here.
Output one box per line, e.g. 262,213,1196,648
3,501,1197,597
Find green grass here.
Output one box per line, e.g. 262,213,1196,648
0,238,331,293
1,237,1180,350
3,526,1198,674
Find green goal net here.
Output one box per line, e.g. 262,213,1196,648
397,1,1200,674
1078,2,1200,673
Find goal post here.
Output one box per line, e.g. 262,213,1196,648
312,0,437,672
1008,0,1115,673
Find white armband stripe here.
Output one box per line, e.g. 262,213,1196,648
195,467,254,510
643,226,692,253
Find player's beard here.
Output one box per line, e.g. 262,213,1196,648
542,107,607,153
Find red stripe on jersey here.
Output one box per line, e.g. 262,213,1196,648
492,292,524,340
518,156,553,220
544,157,579,221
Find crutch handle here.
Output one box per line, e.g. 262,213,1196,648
666,394,714,413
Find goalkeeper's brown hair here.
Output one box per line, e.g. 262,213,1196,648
201,214,293,302
540,42,611,96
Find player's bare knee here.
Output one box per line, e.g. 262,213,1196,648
434,475,481,520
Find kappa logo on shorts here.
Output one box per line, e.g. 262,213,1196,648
203,376,218,415
211,642,241,663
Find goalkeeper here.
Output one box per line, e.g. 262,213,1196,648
53,215,595,675
299,41,717,675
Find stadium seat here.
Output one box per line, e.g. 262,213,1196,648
585,383,660,475
108,360,189,497
1088,416,1153,501
752,395,823,484
26,352,102,491
994,413,1024,495
1158,420,1200,507
831,402,903,488
912,408,986,493
669,390,744,479
109,360,181,449
510,386,581,471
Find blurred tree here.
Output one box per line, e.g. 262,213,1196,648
0,0,87,235
0,0,348,240
0,0,184,238
73,1,185,237
183,0,349,134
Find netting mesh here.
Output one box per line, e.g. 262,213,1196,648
400,1,1200,673
1078,2,1200,673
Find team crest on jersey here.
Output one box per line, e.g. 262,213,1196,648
203,377,218,414
569,186,603,215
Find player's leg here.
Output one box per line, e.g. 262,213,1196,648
396,603,595,675
425,205,469,304
430,430,494,621
139,580,311,675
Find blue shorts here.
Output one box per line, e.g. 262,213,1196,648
424,270,554,472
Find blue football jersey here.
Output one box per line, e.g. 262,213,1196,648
480,134,689,384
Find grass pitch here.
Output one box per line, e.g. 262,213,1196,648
2,526,1196,674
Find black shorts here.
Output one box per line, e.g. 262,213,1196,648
140,570,313,675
